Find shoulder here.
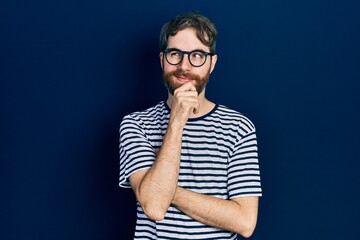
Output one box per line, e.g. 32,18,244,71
123,101,168,122
214,104,256,133
120,101,169,134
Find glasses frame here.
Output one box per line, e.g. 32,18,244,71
163,48,215,67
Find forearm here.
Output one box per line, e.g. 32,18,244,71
172,187,258,238
131,83,199,220
134,123,183,220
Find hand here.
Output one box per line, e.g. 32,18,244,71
169,82,199,128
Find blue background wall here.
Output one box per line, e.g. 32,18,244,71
1,0,359,239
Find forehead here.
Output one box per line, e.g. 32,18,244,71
167,28,209,51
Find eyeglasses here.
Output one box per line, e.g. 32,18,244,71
163,48,215,67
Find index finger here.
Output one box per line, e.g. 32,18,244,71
177,82,196,92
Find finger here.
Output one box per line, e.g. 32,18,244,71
175,95,198,112
178,97,199,114
176,82,197,92
175,90,198,98
193,100,200,114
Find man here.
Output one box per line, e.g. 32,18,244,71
119,12,262,239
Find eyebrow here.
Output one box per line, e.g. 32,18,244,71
166,47,209,52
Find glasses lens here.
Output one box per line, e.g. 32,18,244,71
166,49,183,65
189,51,206,67
164,49,209,67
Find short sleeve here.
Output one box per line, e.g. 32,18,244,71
227,126,262,198
119,115,156,188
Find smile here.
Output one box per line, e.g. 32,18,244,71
175,75,194,83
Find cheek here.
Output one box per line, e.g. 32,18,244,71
162,63,176,72
196,66,211,76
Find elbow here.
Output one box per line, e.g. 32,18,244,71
134,185,170,221
134,187,168,221
141,202,167,221
143,208,166,221
240,227,255,239
235,217,257,238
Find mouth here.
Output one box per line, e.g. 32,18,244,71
175,75,194,83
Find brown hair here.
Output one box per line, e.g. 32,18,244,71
159,12,217,54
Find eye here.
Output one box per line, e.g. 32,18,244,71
169,51,182,58
191,51,205,59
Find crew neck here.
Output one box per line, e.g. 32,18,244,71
163,100,218,121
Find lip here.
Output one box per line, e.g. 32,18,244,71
175,76,193,83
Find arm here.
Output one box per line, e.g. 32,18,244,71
129,82,199,221
172,187,259,238
171,127,260,238
129,124,182,221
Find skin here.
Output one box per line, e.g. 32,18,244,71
129,28,259,238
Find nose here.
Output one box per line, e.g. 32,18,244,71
178,53,192,71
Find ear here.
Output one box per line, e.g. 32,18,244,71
159,52,164,69
210,54,217,74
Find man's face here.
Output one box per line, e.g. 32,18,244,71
160,28,217,95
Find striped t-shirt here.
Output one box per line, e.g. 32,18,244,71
119,101,262,239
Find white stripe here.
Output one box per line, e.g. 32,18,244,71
119,101,261,239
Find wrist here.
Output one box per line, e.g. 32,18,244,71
168,117,186,132
171,186,183,206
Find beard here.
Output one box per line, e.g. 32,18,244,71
162,68,211,96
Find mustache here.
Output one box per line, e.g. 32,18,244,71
172,69,199,80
